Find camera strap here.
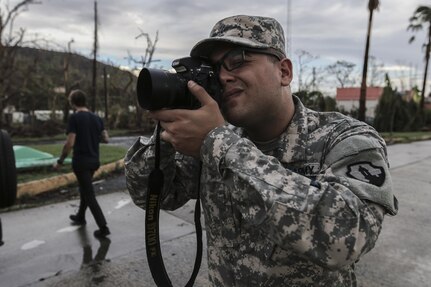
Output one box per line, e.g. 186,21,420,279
145,122,203,287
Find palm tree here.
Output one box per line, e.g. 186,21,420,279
359,0,380,122
408,5,431,116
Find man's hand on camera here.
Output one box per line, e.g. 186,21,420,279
150,80,225,158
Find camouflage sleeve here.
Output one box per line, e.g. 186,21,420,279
201,126,396,269
124,130,201,211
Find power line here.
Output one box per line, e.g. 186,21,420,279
286,0,292,58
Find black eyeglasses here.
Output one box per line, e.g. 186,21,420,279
213,48,282,74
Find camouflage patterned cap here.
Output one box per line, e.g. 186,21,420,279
190,15,286,59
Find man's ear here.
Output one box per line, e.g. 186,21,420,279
280,58,293,86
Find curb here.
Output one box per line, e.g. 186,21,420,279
16,159,125,198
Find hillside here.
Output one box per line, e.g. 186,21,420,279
1,46,157,133
9,46,138,112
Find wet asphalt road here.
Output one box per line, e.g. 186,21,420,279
1,138,431,286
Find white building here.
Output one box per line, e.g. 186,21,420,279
336,87,383,119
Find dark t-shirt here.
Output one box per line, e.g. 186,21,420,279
67,111,104,166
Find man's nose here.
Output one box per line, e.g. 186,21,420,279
218,66,236,85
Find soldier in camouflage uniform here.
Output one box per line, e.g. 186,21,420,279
125,15,398,286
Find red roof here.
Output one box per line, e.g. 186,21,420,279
336,87,383,101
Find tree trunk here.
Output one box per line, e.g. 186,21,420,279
103,67,109,122
91,0,98,112
359,9,374,122
420,25,431,115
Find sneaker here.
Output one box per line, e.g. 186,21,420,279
94,227,110,238
69,214,86,225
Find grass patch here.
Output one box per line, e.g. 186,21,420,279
17,144,127,183
380,131,431,144
14,131,431,183
12,129,135,144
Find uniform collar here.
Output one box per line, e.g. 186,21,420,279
236,96,309,164
276,96,308,164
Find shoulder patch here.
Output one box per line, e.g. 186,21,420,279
346,161,386,187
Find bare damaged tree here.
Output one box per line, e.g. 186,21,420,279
127,29,159,129
326,60,357,88
127,29,159,68
294,49,318,92
0,0,40,127
368,55,384,87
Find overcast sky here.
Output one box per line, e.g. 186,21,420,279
4,0,430,94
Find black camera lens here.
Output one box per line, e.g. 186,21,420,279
137,68,189,111
136,57,221,111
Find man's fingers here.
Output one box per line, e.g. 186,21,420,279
160,130,172,143
150,81,217,122
188,81,215,106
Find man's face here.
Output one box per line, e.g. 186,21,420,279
210,46,292,129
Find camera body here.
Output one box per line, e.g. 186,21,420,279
137,57,222,111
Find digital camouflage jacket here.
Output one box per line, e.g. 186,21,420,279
125,97,398,287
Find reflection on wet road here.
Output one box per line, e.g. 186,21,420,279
0,190,146,287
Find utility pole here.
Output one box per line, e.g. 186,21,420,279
91,0,98,112
63,38,74,123
103,67,109,122
286,0,292,58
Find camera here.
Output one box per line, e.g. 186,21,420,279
136,57,222,111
